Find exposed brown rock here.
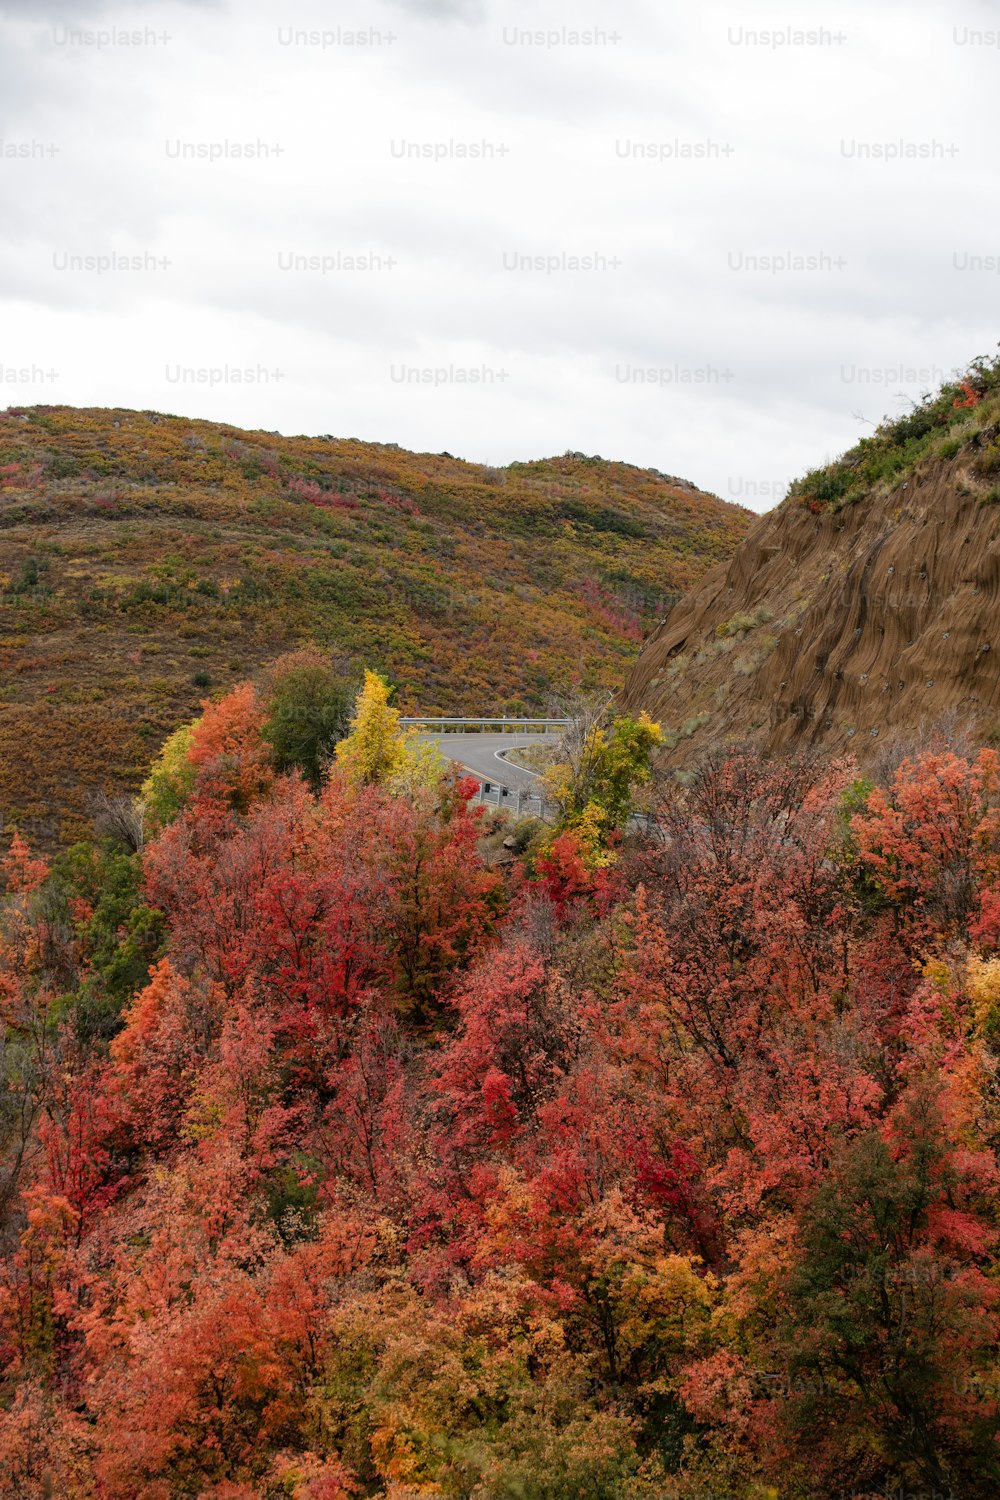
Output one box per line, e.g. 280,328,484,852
621,454,1000,766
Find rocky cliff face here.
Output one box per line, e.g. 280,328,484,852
621,380,1000,766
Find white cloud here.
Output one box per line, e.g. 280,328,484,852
1,0,997,509
385,0,484,18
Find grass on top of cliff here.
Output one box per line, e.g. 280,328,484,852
788,349,1000,514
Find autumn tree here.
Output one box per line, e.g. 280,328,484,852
851,748,1000,940
139,721,197,831
334,668,442,792
187,681,274,816
260,648,355,790
544,700,662,852
774,1089,1000,1496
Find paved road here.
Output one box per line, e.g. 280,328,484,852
418,731,551,795
419,730,656,833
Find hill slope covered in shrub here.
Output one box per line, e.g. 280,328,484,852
0,405,749,845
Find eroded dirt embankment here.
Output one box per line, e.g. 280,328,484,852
621,455,1000,765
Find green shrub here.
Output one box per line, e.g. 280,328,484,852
261,648,355,789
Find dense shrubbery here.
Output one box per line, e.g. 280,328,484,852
3,677,1000,1496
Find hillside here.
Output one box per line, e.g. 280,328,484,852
622,352,1000,766
0,405,749,845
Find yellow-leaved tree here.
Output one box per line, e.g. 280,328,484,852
334,670,443,793
543,703,662,859
139,722,198,831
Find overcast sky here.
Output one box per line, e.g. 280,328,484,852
1,0,997,511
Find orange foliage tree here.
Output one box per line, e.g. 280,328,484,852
1,689,1000,1497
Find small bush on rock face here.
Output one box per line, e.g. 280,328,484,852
973,436,1000,483
715,605,772,639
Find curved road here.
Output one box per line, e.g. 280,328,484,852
418,729,654,833
418,731,549,796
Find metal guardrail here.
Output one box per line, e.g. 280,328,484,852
469,782,657,832
400,717,570,733
471,781,551,818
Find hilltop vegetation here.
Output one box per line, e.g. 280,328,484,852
0,405,748,846
790,348,1000,512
